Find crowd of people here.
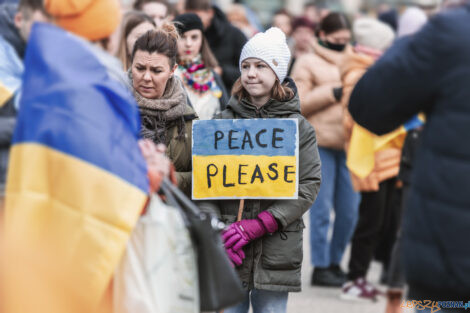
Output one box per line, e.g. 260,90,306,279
1,0,470,312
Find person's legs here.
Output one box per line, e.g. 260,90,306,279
251,289,288,313
376,181,402,283
309,147,336,268
330,150,360,267
387,184,410,290
342,183,389,301
348,180,390,281
223,290,250,313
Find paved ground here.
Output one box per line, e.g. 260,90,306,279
286,212,388,313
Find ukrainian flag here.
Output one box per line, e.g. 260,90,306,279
3,23,148,313
347,114,425,179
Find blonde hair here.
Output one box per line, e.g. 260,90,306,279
159,20,180,40
232,78,294,102
131,21,180,66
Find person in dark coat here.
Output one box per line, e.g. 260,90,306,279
0,3,24,57
184,0,247,91
0,4,21,202
348,4,470,303
0,0,48,205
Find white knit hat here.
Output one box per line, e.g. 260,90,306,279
353,18,395,51
239,27,291,82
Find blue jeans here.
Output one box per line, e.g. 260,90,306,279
310,147,360,268
223,289,288,313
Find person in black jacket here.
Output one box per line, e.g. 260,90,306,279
349,4,470,304
184,0,247,91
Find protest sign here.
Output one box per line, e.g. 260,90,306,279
192,119,299,200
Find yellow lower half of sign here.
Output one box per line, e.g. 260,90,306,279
193,155,297,199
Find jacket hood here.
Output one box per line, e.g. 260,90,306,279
0,4,26,59
206,5,230,40
226,77,301,118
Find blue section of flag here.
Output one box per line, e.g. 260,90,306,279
404,114,424,131
13,23,148,192
192,119,297,156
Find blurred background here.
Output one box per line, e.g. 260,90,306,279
117,0,444,27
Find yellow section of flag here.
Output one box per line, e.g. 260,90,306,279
347,124,406,178
3,143,147,313
0,82,13,107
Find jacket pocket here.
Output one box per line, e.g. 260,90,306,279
261,219,305,270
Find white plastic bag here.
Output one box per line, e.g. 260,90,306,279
113,194,199,313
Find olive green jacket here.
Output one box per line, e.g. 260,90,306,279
198,80,321,292
164,104,196,196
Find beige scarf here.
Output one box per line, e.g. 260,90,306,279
129,72,188,144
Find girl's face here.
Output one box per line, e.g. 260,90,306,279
177,29,203,61
132,50,177,99
241,58,277,102
126,22,155,56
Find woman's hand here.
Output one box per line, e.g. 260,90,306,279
138,139,171,192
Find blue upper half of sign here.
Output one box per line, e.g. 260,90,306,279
192,118,298,156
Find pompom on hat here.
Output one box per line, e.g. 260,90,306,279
239,27,291,83
45,0,121,41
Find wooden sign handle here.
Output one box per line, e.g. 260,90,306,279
237,199,245,222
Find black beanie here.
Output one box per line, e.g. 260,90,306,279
173,13,204,35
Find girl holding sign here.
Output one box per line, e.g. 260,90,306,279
199,27,321,313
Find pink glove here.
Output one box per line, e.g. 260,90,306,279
225,248,245,267
222,211,278,252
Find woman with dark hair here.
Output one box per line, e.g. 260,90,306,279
173,13,228,120
116,11,156,70
291,12,360,288
130,23,196,195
